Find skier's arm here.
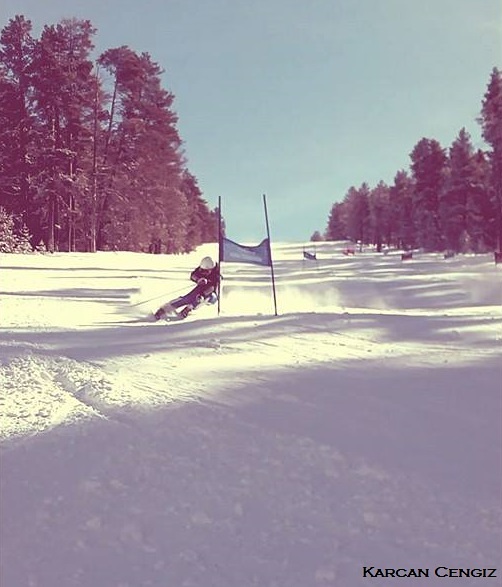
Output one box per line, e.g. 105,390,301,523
190,268,200,283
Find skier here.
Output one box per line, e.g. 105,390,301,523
154,256,220,320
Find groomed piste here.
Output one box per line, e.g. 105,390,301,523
1,241,501,586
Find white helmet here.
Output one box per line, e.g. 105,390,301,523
200,256,215,269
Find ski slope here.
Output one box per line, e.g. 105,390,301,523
1,242,501,586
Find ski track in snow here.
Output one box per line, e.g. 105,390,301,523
1,242,501,587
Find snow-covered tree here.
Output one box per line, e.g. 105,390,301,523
0,207,32,252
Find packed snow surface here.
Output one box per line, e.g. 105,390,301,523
1,242,501,586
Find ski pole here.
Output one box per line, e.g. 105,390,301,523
130,285,188,308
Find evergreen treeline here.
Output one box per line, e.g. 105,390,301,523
0,15,219,253
322,68,502,253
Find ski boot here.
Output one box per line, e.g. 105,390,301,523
154,308,166,321
180,305,193,319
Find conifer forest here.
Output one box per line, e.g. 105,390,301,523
0,15,219,253
323,68,502,254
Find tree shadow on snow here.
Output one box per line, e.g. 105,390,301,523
1,354,500,587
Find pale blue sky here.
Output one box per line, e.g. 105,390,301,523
1,0,501,241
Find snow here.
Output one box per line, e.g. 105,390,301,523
1,242,501,587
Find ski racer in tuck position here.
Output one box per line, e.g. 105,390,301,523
154,256,220,320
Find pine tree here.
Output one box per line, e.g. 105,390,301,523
0,16,36,231
206,207,221,243
29,18,97,252
181,171,218,250
345,184,371,245
459,149,496,252
368,181,390,251
97,46,185,251
441,128,474,251
410,138,447,250
479,67,502,250
15,221,32,252
389,170,415,249
325,202,347,241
